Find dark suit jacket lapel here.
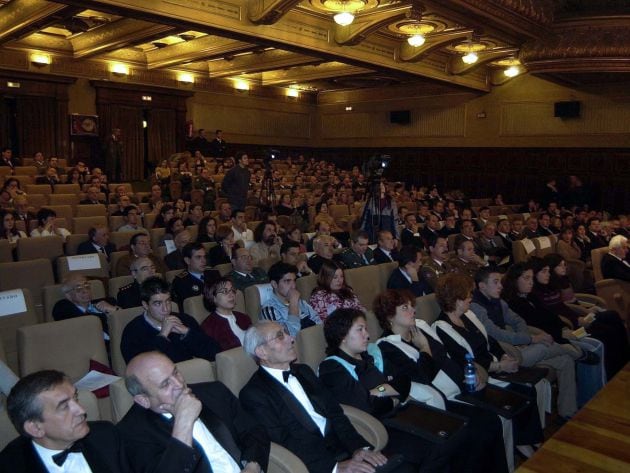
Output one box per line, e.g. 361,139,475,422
83,441,117,473
292,368,332,435
19,440,49,473
198,406,242,465
257,368,321,435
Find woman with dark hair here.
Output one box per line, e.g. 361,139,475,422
556,227,582,263
373,289,508,473
532,256,628,379
432,273,544,458
152,204,174,229
573,224,591,264
30,208,71,240
276,193,295,216
200,277,251,351
196,216,217,243
66,167,83,185
320,308,452,473
284,225,306,252
308,260,364,321
160,216,184,245
0,209,27,242
207,224,235,266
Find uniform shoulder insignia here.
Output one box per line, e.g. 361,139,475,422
119,283,133,290
176,271,189,278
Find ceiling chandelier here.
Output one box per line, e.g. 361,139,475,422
454,40,486,64
317,0,369,26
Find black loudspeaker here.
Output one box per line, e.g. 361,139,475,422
390,110,411,124
554,101,581,118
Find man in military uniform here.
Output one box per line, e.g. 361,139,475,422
421,235,454,290
115,232,165,277
338,231,374,268
170,242,220,305
117,256,157,309
307,235,339,274
230,247,269,292
448,236,487,279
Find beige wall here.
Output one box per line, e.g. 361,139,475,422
315,75,630,148
67,78,96,115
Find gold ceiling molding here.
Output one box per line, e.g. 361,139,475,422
334,4,412,46
253,61,372,85
396,28,472,62
248,0,303,25
71,19,176,58
0,0,75,43
208,49,322,78
447,46,518,75
521,22,630,73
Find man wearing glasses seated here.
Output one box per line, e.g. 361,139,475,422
117,256,157,309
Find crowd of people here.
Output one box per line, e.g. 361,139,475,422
1,140,629,473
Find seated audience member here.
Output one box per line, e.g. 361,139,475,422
164,230,193,271
574,223,592,263
121,276,220,363
338,230,374,268
448,236,486,278
30,207,71,241
171,242,220,305
110,194,133,216
420,214,441,247
309,260,364,322
307,234,338,274
160,216,185,246
438,215,459,238
433,273,544,457
306,221,332,252
470,266,578,420
601,234,630,281
319,308,455,472
522,216,539,239
201,277,253,351
420,235,453,290
276,193,295,216
52,274,118,338
231,209,254,243
284,225,306,253
537,213,556,236
230,247,269,292
475,207,491,229
459,219,484,257
372,289,509,473
373,230,399,264
250,220,282,266
400,213,424,250
509,217,524,240
217,201,232,224
240,320,390,473
387,245,432,297
35,166,60,189
280,241,312,277
207,224,236,266
0,209,27,243
196,216,217,243
0,370,128,473
117,205,145,232
32,151,47,174
531,256,628,379
152,204,175,229
587,217,608,250
556,227,582,262
79,186,105,205
259,262,321,336
475,222,511,266
77,224,116,261
456,208,479,231
495,218,513,251
115,232,166,277
142,184,164,210
118,351,269,473
183,203,204,227
117,256,157,309
12,195,35,226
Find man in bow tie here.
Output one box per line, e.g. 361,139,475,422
117,351,269,473
0,370,127,473
240,320,391,473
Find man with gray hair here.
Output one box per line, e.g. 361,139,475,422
117,256,157,309
601,234,630,281
240,321,391,473
0,369,128,472
117,351,269,473
307,234,340,274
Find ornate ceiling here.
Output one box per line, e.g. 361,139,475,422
1,0,629,97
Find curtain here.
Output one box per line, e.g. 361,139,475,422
16,96,57,158
98,104,144,181
147,108,176,165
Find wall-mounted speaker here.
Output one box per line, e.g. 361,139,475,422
390,110,411,124
554,101,581,118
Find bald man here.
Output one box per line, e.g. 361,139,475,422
117,352,269,473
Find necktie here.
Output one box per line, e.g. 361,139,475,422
52,441,83,466
282,367,297,382
200,273,204,281
98,247,105,253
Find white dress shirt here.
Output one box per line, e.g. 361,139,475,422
32,441,92,473
216,311,246,344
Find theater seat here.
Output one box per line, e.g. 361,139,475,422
415,294,441,324
295,274,317,300
108,307,143,376
0,259,54,322
215,347,258,397
295,324,326,372
341,404,388,452
343,265,381,308
0,240,12,263
108,275,134,301
0,288,38,373
17,235,64,262
56,253,110,283
75,204,108,218
42,279,106,322
512,238,536,263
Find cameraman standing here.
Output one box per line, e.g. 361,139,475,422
222,151,250,211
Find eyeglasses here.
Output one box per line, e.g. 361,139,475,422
65,283,90,293
215,288,236,296
135,265,156,272
260,326,290,346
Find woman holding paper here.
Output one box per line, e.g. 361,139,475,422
30,208,71,241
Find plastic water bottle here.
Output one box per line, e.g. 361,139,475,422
464,353,477,393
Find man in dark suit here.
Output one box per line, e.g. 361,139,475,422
35,167,60,189
121,276,220,364
171,242,221,305
307,234,339,274
601,235,630,281
338,231,374,268
52,274,119,337
209,129,227,158
164,230,193,271
420,214,441,248
118,351,269,473
240,320,390,473
230,247,269,292
77,224,116,261
0,147,19,170
400,213,424,250
373,230,399,264
387,245,432,296
0,370,128,473
79,185,106,205
587,217,608,250
117,256,157,309
496,218,513,252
